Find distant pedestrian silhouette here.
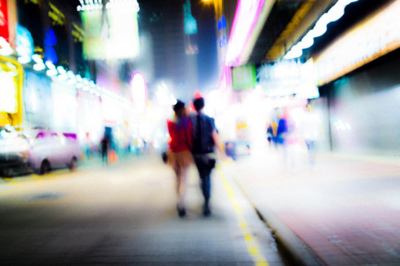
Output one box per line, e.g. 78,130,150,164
101,135,110,165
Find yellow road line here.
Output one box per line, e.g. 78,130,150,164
216,164,269,266
0,170,83,196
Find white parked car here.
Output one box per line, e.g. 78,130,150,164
26,130,82,175
0,127,31,176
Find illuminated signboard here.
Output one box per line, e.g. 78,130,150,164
258,60,318,98
314,0,400,86
107,6,139,59
44,28,58,64
81,9,104,59
0,72,18,113
0,0,9,43
81,0,140,60
231,64,256,91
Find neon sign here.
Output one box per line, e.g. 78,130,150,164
225,0,266,66
183,0,197,35
284,0,359,60
0,0,9,43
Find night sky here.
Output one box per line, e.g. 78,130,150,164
192,3,219,92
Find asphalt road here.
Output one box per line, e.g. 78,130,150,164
0,156,289,265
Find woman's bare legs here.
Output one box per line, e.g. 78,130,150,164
174,165,189,217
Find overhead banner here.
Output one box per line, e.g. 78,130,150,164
81,9,105,60
258,60,318,98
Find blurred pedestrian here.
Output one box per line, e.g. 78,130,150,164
101,135,110,165
266,123,274,147
190,97,225,216
277,114,287,147
301,104,323,165
167,100,194,218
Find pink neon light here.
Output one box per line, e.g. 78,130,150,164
218,66,232,91
225,0,266,66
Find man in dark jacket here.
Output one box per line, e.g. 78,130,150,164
190,97,225,216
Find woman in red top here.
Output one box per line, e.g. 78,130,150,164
167,100,193,217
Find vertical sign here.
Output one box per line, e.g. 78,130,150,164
183,0,198,55
0,0,9,42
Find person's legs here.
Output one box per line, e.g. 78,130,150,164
194,156,212,215
306,140,315,165
173,166,185,217
177,165,189,211
102,149,107,164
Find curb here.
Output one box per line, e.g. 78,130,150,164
234,178,325,266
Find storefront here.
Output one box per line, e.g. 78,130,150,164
319,50,400,155
77,90,103,157
314,0,400,155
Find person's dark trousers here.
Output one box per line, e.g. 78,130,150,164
102,149,108,164
194,155,212,213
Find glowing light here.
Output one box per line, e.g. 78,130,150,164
0,72,18,113
81,0,140,60
334,120,352,131
298,32,314,49
258,59,318,98
57,66,68,80
131,72,147,113
0,37,13,56
32,54,42,64
314,0,400,85
16,24,34,62
45,61,55,69
284,45,303,59
284,0,359,59
17,56,31,64
33,63,45,71
225,0,266,66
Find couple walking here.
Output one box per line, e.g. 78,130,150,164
166,97,225,218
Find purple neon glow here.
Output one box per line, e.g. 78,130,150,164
218,66,232,91
225,0,266,67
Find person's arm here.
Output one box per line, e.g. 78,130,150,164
167,120,175,150
212,129,226,160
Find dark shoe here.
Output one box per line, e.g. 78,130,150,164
177,205,186,218
203,204,211,217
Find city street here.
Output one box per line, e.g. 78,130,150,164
0,156,288,265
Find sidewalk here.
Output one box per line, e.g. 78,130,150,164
226,148,400,265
